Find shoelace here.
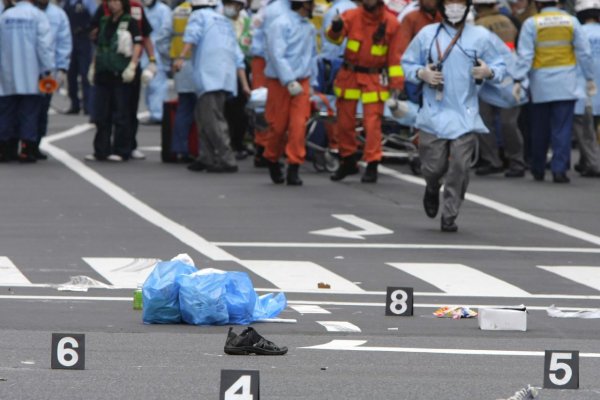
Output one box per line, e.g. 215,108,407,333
507,385,539,400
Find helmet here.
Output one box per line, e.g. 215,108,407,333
575,0,600,11
472,0,496,4
190,0,218,7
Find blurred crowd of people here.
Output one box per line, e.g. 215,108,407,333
1,0,600,230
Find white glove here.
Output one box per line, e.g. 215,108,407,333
87,63,95,86
512,82,522,103
471,59,492,80
385,98,410,118
287,80,303,96
122,61,137,83
56,70,67,88
141,61,157,85
116,29,133,57
586,80,598,97
417,64,443,86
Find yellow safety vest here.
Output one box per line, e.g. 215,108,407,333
170,2,192,59
533,11,575,69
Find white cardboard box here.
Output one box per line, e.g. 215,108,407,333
478,307,527,331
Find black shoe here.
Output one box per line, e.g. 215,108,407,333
330,155,359,181
254,146,269,168
532,172,544,181
18,141,37,163
361,162,378,183
504,168,525,178
441,217,458,232
286,164,303,186
235,150,249,161
580,168,600,178
423,186,440,219
33,147,48,160
224,327,288,356
475,165,504,176
207,164,238,173
267,160,285,184
574,163,585,173
187,160,207,172
552,172,570,183
64,107,80,115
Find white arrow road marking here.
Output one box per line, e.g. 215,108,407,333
301,340,600,358
239,260,365,292
0,257,31,286
317,321,361,332
538,266,600,292
83,257,160,288
310,214,393,239
387,263,531,297
290,305,331,314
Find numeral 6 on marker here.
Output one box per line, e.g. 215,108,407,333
51,333,85,370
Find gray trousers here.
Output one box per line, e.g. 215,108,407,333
194,91,236,168
478,100,526,170
419,131,476,220
573,105,600,172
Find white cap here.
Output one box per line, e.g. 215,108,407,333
575,0,600,11
472,0,497,4
190,0,218,6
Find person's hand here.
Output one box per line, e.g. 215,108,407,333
512,82,522,103
122,61,137,83
141,61,157,84
417,64,443,86
57,69,67,87
386,98,409,118
472,59,492,80
586,80,598,97
173,58,185,73
331,10,343,33
242,84,251,98
287,80,303,96
87,63,95,86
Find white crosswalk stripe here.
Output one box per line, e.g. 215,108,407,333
82,257,160,288
317,321,362,332
387,263,531,297
538,266,600,291
290,305,331,314
0,257,31,286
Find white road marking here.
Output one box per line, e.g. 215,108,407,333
213,242,600,254
310,214,393,239
82,257,160,288
290,305,331,314
387,263,531,297
0,257,31,285
39,138,237,262
538,266,600,292
378,165,600,247
301,340,600,358
137,146,161,152
317,321,361,332
239,260,364,292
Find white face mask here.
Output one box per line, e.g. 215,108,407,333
445,3,467,23
223,5,239,18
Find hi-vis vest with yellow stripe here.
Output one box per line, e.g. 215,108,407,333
533,11,575,69
170,2,192,59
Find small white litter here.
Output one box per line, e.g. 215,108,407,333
54,276,111,292
547,304,600,319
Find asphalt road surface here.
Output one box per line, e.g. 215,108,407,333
1,102,600,400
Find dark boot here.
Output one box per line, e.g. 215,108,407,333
254,145,269,168
330,154,359,181
361,161,378,183
18,141,37,163
0,141,7,162
7,138,19,161
441,216,458,232
286,164,303,186
33,140,48,160
267,159,285,184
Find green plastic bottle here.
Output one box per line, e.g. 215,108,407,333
133,284,143,310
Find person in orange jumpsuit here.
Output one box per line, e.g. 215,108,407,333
326,0,403,183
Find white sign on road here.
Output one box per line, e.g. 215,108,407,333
310,214,393,239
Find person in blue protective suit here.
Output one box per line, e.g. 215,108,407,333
173,0,250,173
155,0,197,163
572,0,600,177
63,0,97,115
35,0,72,160
141,0,171,123
401,0,506,232
512,0,595,183
0,0,54,163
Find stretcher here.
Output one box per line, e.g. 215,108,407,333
247,88,422,175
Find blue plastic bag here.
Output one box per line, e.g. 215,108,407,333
142,260,197,324
225,272,257,325
253,292,287,321
177,269,230,326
